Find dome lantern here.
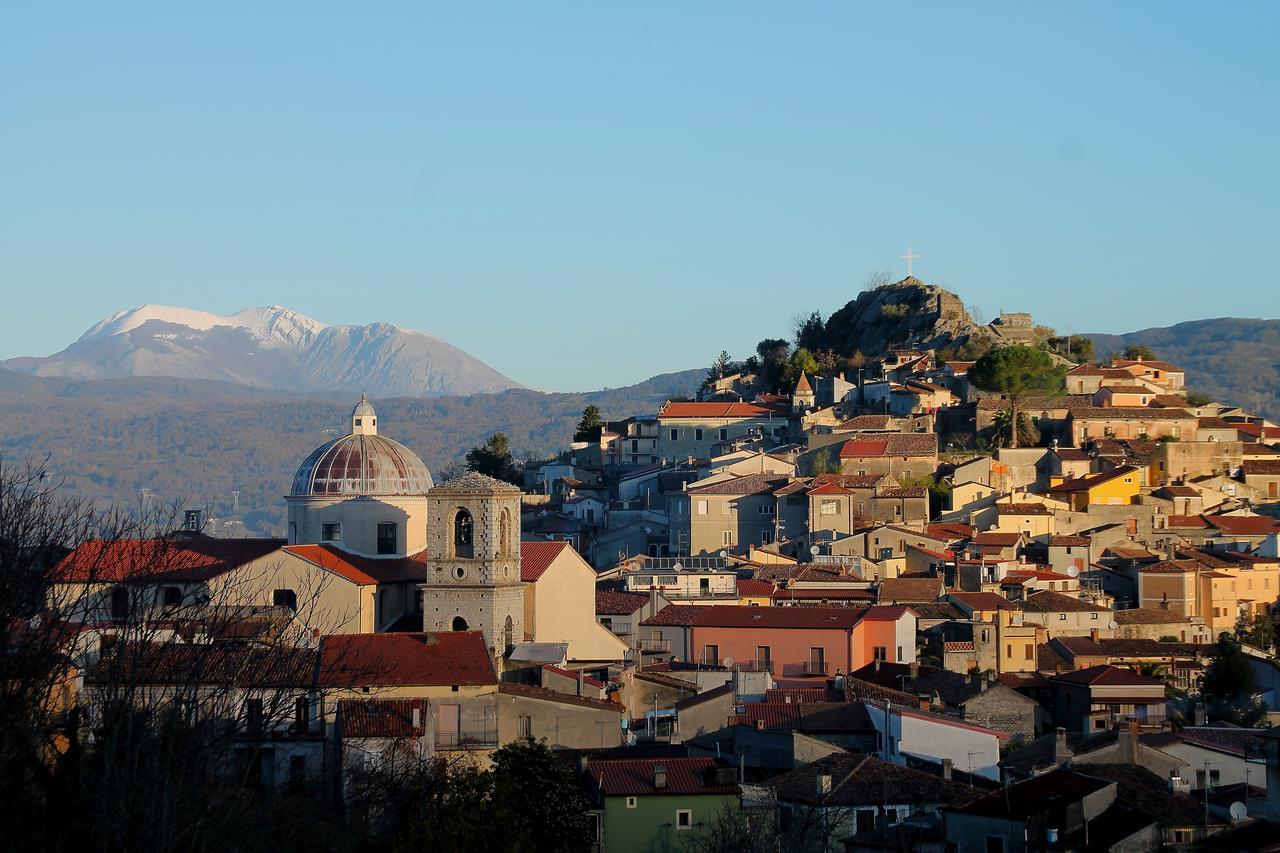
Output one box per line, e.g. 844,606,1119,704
352,392,377,436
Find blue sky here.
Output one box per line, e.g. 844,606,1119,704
2,3,1276,391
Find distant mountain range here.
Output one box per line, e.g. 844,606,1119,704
1086,318,1280,419
4,305,522,398
0,366,703,537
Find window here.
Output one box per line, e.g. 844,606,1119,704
517,715,532,738
873,646,887,661
985,838,1005,853
697,500,708,516
295,697,309,732
111,587,130,621
761,530,774,545
699,578,710,594
694,428,703,442
1059,613,1067,620
504,615,514,649
1091,613,1098,620
821,499,838,516
756,646,772,672
273,589,298,612
722,531,733,546
289,755,306,790
322,523,341,541
1025,645,1034,660
626,796,637,809
897,645,903,660
632,439,639,453
245,698,264,735
757,504,775,515
670,428,679,441
719,428,728,441
1006,644,1013,658
163,586,182,608
451,616,469,631
703,644,719,665
377,522,397,555
659,575,677,585
676,810,692,830
856,810,874,833
810,647,826,673
454,509,474,558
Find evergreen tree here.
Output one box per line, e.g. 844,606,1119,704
1201,632,1266,726
465,433,520,485
573,405,604,442
968,346,1065,449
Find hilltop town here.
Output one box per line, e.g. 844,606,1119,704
11,280,1280,852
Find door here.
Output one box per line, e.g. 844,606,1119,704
809,647,826,675
438,704,460,747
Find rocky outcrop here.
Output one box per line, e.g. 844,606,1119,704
822,277,991,357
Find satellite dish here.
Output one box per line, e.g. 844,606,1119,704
719,550,728,558
1109,621,1118,630
1066,566,1080,578
1229,802,1247,821
811,545,821,555
722,656,734,669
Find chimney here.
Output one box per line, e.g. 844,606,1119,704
942,758,953,780
909,661,919,680
874,659,881,672
917,694,930,710
979,677,988,692
1193,702,1206,727
1053,727,1071,764
755,719,765,731
653,764,667,790
578,670,585,697
1090,628,1099,643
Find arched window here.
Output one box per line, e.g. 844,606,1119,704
454,508,474,559
499,508,511,557
452,616,469,631
504,615,514,650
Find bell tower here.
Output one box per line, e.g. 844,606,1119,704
421,471,524,664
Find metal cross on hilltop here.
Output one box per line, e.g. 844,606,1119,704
900,246,919,277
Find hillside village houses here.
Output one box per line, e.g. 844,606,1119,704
39,298,1280,850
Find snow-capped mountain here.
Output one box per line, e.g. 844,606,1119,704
7,305,521,397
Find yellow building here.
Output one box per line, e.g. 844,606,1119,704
1047,465,1142,510
991,502,1056,539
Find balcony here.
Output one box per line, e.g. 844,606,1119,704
638,638,671,653
435,729,498,750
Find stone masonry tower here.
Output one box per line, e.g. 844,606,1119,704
421,471,524,665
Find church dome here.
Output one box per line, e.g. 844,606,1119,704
290,396,434,497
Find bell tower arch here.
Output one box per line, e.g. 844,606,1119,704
421,472,524,663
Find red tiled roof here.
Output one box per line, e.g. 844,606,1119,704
972,532,1022,547
284,543,429,585
996,503,1053,516
773,588,874,602
589,757,739,796
659,402,773,419
521,540,570,581
1240,460,1280,474
1048,466,1140,493
927,523,975,541
1048,535,1090,547
948,592,1017,611
318,631,497,688
730,703,803,730
337,698,425,738
840,439,889,458
876,577,943,603
596,590,651,615
1112,359,1182,373
808,482,852,495
737,578,775,597
641,604,866,629
1204,515,1280,536
839,434,937,458
685,473,789,496
1018,589,1110,613
1050,664,1164,687
542,663,605,689
1167,515,1208,529
54,536,286,583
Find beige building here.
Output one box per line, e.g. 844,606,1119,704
520,541,631,664
1015,590,1114,638
669,473,788,556
657,401,785,461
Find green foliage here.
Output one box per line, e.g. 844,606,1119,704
1201,632,1268,726
1239,614,1276,651
1046,335,1094,364
1184,390,1213,406
755,338,792,392
968,346,1066,449
465,433,520,485
388,740,592,853
1122,343,1157,361
490,739,594,853
809,447,841,476
783,348,820,389
898,472,952,515
992,410,1041,448
573,405,604,442
879,303,908,320
793,311,826,352
1158,635,1180,643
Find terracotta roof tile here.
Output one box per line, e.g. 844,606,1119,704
318,631,497,688
338,698,425,738
54,536,286,583
1017,589,1110,613
596,590,651,616
589,757,739,796
659,402,773,419
521,540,570,581
283,543,430,585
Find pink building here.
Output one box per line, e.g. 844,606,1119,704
639,605,916,680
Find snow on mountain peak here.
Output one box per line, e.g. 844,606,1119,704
78,304,327,349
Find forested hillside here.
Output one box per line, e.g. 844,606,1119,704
0,368,701,536
1087,318,1280,419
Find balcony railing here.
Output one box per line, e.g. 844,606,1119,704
435,729,498,750
801,661,829,677
638,638,670,653
698,657,771,672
